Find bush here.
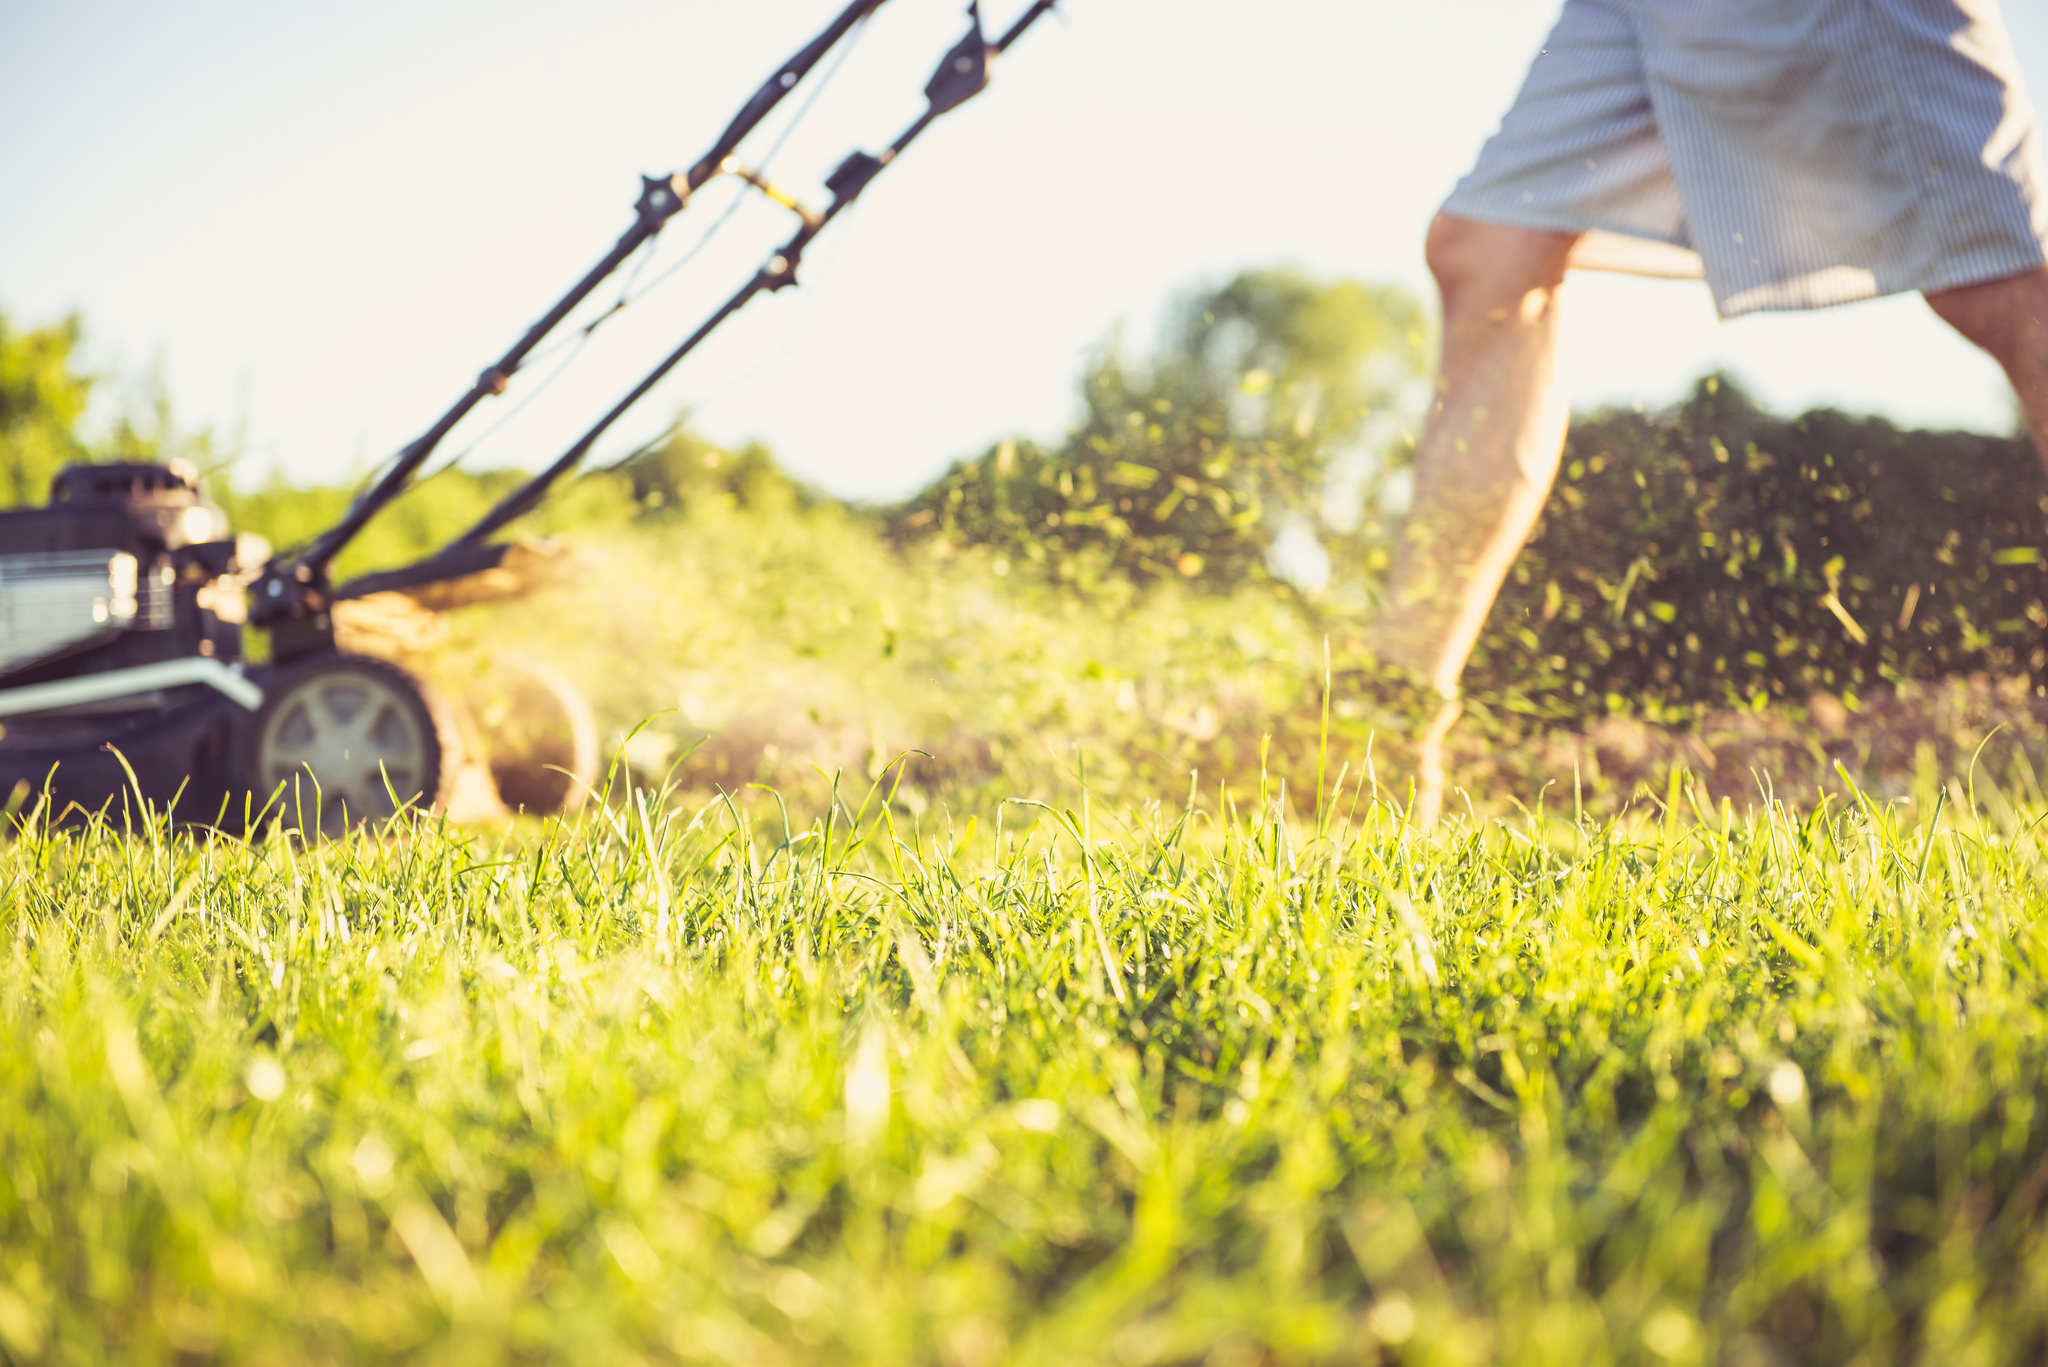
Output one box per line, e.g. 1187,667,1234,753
613,427,817,520
1466,376,2048,727
0,314,93,507
886,270,1428,595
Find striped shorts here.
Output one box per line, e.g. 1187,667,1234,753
1442,0,2048,317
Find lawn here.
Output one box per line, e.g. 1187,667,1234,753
5,759,2048,1365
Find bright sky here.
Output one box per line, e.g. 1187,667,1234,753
4,1,2046,502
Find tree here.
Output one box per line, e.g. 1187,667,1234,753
0,312,93,507
613,425,813,519
887,269,1429,593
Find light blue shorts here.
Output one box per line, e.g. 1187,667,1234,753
1443,0,2048,316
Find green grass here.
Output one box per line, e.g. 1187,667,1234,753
6,762,2048,1365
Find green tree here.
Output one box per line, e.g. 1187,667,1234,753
888,269,1429,593
0,312,93,507
614,425,813,519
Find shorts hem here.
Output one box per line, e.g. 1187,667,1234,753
1719,240,2048,318
1437,193,1690,254
1904,242,2048,299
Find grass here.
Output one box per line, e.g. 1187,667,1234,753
7,485,2048,1364
6,756,2048,1365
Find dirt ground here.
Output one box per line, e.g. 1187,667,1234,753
1453,673,2048,817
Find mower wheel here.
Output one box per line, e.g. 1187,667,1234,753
246,654,458,833
467,657,600,815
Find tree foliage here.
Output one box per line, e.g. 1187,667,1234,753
613,426,815,519
885,270,1429,592
0,313,93,507
0,309,237,510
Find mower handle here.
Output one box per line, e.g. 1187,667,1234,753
446,0,1061,551
258,0,890,620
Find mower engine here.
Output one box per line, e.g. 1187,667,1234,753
0,461,596,832
0,462,244,678
0,461,265,822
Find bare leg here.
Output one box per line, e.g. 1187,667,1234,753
1375,215,1582,694
1925,266,2048,466
1368,215,1581,825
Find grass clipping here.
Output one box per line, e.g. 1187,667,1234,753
5,768,2048,1364
418,496,2048,826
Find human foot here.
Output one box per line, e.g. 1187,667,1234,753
1334,653,1464,830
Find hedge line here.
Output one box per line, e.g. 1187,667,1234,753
1464,377,2048,726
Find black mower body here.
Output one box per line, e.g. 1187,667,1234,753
0,462,244,681
0,2,1059,828
0,462,276,824
0,682,253,824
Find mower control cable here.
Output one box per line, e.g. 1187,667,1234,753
253,0,889,626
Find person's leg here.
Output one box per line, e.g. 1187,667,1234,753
1374,215,1583,694
1925,266,2048,464
1367,213,1582,826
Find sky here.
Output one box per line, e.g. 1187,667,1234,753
3,0,2046,503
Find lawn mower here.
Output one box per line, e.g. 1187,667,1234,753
0,0,1057,832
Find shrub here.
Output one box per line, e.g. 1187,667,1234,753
1466,376,2048,726
0,314,92,507
886,270,1428,594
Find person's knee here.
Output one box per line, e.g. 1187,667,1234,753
1423,214,1499,300
1426,214,1579,314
